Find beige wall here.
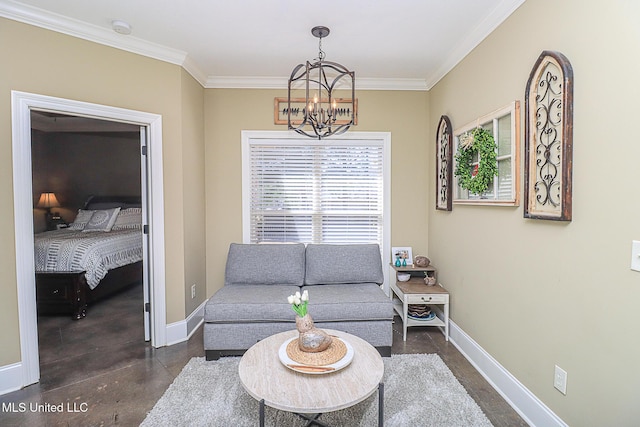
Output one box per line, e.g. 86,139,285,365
180,69,207,314
428,0,640,425
204,89,430,295
0,18,206,366
31,130,141,233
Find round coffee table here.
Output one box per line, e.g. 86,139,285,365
238,329,384,426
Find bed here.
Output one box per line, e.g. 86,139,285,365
34,196,144,319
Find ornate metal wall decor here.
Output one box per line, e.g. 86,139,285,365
524,50,573,221
436,115,453,211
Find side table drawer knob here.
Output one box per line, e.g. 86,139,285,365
421,296,432,302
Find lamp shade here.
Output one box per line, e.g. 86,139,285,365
37,192,60,209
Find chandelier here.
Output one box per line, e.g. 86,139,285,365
287,26,356,139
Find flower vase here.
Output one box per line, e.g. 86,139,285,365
424,276,437,286
295,313,332,353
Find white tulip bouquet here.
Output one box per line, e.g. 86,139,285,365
287,290,309,317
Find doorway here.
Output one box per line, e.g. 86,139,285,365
32,111,146,379
11,91,167,388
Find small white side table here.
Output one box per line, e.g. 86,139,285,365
389,267,449,341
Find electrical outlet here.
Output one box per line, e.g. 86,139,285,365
631,241,640,272
554,365,567,395
191,284,196,299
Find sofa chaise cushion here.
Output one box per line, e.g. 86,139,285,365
304,244,384,285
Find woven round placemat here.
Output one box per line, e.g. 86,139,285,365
286,336,347,366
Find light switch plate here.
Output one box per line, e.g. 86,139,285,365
554,365,568,394
631,241,640,272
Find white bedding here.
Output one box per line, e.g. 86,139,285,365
34,228,143,289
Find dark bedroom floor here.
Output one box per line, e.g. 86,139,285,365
0,284,528,427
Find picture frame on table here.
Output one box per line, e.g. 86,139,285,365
392,247,413,266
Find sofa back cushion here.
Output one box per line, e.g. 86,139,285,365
304,244,384,285
225,243,306,286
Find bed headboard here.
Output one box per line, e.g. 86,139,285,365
83,195,142,210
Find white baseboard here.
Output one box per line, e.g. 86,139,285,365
0,362,24,396
449,320,568,427
165,300,206,346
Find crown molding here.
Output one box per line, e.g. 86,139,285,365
425,0,526,89
356,78,428,91
0,0,187,66
182,55,208,87
205,76,286,90
205,76,428,91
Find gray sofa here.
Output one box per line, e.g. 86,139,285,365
204,243,393,360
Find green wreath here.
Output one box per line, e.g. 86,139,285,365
454,127,498,195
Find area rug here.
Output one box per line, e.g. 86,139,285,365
142,354,493,427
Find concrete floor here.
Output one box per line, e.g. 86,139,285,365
0,284,528,426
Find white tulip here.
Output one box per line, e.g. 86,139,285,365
294,296,301,305
287,295,295,305
301,290,309,301
295,291,301,300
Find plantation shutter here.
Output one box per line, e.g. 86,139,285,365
248,140,384,246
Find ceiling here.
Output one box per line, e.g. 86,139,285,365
1,0,525,90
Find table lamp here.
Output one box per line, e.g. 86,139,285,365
37,192,60,230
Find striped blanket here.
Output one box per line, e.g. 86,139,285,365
34,229,143,289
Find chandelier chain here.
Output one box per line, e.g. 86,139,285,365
318,37,325,61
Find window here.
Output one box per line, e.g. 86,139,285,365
242,132,390,256
454,101,520,205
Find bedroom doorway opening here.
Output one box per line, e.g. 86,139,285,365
31,113,151,334
12,91,167,388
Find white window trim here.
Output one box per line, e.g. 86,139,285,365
453,101,521,206
241,130,392,293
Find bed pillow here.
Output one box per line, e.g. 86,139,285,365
112,208,143,230
68,209,96,230
82,207,121,232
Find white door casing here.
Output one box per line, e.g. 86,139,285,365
11,91,167,387
140,126,151,341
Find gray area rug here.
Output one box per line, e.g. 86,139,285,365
142,354,493,427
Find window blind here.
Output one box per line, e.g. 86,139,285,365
248,142,384,246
